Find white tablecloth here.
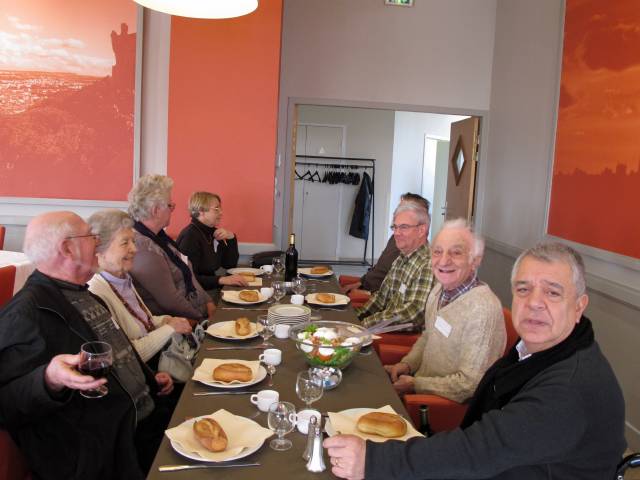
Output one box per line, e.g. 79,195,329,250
0,250,35,294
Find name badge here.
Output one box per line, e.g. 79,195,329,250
399,284,407,294
180,253,189,265
435,316,452,338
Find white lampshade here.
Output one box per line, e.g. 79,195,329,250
133,0,258,19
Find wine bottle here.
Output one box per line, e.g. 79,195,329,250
419,404,433,437
284,233,298,282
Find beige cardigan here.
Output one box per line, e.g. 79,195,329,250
88,273,175,362
402,283,506,403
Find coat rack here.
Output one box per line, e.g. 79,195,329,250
295,155,375,267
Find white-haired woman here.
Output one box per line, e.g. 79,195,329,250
127,174,215,321
87,209,193,365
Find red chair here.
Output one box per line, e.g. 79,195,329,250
400,307,518,433
338,275,370,308
0,430,31,480
0,265,16,308
0,225,5,250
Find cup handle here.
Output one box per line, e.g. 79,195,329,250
250,394,258,405
258,354,264,361
289,413,298,424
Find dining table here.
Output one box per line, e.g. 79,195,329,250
147,268,413,479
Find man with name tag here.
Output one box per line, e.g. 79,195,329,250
356,201,434,331
384,219,505,400
325,242,625,480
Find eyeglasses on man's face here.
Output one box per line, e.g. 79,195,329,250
165,202,176,211
207,205,222,213
390,223,424,233
66,233,100,243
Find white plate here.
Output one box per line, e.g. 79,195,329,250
169,414,265,462
305,293,350,307
298,267,334,278
227,267,264,276
206,321,263,341
325,407,411,437
268,304,311,317
222,290,267,305
195,365,267,389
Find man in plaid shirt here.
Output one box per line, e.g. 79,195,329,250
356,202,433,331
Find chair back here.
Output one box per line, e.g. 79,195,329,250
502,307,519,355
0,265,16,308
0,225,5,250
0,429,31,480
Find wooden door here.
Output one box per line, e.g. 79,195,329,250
444,117,480,221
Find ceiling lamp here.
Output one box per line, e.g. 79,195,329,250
133,0,258,19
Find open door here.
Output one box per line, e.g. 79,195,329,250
444,117,480,221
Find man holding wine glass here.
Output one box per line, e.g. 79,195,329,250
0,211,177,479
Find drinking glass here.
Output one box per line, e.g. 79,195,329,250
268,401,297,451
272,281,286,304
273,256,284,278
296,369,324,408
257,314,274,343
292,275,306,295
78,341,113,399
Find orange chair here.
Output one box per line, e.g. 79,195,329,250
0,265,16,308
374,332,420,357
338,275,370,308
400,307,519,433
0,430,31,480
0,225,5,250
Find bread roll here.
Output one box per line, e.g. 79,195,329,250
235,317,252,336
239,290,259,302
311,266,330,274
213,363,253,382
356,412,407,438
193,418,228,452
316,293,336,304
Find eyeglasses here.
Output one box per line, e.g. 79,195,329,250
207,206,222,213
431,247,468,260
165,202,176,211
390,223,424,232
66,233,100,242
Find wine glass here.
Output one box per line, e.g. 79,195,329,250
268,401,297,451
272,281,286,304
292,275,306,296
78,341,113,399
257,314,274,345
273,256,284,279
296,369,324,409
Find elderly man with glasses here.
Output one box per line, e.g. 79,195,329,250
356,202,434,331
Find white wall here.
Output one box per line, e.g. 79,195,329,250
297,105,395,261
479,0,640,449
389,112,468,226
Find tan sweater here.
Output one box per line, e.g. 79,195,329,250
402,283,506,403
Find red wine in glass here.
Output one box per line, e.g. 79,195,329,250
79,341,112,399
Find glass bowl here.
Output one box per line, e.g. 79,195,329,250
289,321,371,370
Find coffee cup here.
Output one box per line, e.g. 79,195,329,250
296,409,321,434
290,294,304,305
250,389,279,412
260,265,274,274
259,348,282,366
275,323,290,339
260,287,274,299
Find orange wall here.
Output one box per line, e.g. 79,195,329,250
166,2,282,241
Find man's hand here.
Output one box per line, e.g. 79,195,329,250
166,316,192,334
340,281,361,294
44,354,106,393
213,228,234,241
384,362,411,382
324,434,366,480
219,274,249,287
393,374,415,395
155,372,174,396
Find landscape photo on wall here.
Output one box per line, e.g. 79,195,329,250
0,0,137,201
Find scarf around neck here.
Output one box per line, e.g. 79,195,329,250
133,220,196,295
461,315,594,428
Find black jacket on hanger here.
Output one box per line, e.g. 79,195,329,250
349,172,372,240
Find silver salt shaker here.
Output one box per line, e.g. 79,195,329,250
305,419,326,472
303,416,318,461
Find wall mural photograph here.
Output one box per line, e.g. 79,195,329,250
549,0,640,260
0,0,137,200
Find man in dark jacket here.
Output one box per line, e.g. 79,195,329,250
0,211,174,479
325,242,626,480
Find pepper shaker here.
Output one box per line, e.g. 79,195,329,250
305,420,326,472
303,416,318,461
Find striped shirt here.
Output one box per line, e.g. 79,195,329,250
356,244,434,331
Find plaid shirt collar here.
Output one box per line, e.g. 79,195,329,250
438,272,481,309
